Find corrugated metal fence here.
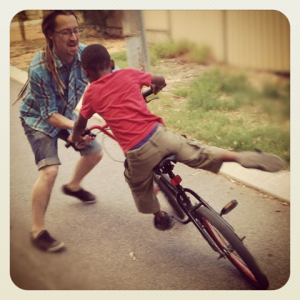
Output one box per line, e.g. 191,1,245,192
26,10,290,73
143,10,290,73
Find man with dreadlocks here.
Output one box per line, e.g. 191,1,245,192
16,11,117,252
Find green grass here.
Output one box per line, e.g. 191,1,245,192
149,67,290,165
110,50,128,69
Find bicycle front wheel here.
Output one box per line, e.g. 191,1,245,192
195,206,269,290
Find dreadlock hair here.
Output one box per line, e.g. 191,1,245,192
14,10,79,105
81,44,111,72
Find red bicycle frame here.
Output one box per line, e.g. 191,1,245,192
89,124,116,140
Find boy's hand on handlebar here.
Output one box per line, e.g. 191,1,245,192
151,83,165,95
68,133,94,150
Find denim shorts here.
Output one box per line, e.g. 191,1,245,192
21,119,102,170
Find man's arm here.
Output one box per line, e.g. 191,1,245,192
29,68,73,128
46,113,74,130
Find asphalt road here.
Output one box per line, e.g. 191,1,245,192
10,80,290,293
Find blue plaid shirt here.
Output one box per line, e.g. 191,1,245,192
19,43,88,137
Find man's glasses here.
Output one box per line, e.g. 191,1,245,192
54,28,83,38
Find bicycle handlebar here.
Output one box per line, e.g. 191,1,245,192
142,84,166,103
142,87,154,99
65,128,96,149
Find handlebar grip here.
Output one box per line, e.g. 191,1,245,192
65,141,72,148
65,128,96,149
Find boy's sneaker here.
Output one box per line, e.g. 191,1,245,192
31,230,64,252
154,212,175,231
237,150,285,172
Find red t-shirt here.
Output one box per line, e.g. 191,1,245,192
80,68,164,152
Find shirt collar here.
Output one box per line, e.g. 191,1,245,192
52,49,81,69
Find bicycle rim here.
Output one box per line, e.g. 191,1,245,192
196,206,269,289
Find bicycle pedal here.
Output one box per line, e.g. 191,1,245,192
220,200,238,216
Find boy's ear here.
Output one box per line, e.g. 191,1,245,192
110,59,115,71
82,68,89,79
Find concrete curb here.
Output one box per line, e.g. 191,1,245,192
220,163,290,202
10,66,290,203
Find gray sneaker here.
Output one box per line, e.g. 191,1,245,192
154,212,175,231
31,230,64,252
237,150,285,172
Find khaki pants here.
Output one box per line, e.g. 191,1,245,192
124,124,223,214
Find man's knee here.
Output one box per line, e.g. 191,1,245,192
39,165,59,183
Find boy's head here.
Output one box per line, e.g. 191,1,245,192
81,44,114,78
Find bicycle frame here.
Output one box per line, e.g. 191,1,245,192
156,160,235,255
89,124,115,140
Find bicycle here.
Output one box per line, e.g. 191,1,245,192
66,88,269,290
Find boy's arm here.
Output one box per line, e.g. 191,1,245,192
151,74,166,94
69,113,88,143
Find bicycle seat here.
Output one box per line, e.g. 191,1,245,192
153,155,177,174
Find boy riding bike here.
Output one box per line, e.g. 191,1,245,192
69,44,285,231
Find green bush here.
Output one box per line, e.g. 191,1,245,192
186,45,212,65
150,40,192,59
149,40,213,65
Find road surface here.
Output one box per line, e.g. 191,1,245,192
9,79,290,294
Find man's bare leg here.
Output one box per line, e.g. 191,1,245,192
64,151,103,191
31,165,58,237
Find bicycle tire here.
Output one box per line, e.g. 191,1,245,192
195,206,269,290
153,174,185,219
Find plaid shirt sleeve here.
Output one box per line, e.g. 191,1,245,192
20,47,88,137
29,66,59,120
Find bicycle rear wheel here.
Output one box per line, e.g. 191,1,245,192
153,173,185,219
195,206,269,290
